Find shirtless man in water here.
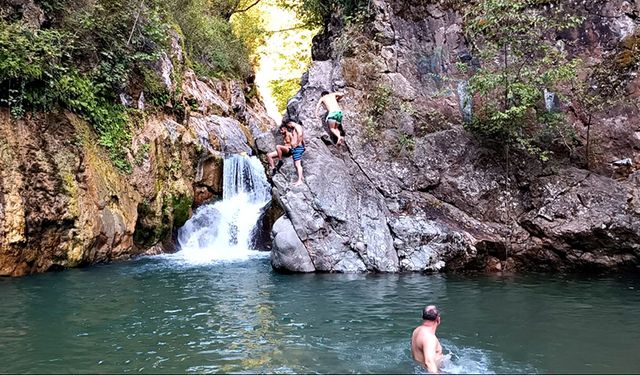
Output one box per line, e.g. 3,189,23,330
315,90,345,145
411,305,444,374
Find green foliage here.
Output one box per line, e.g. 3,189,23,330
268,78,299,113
0,21,71,81
364,115,377,139
171,193,192,228
1,0,256,172
67,0,170,95
0,0,170,172
463,0,584,160
393,132,416,157
370,84,392,118
54,72,133,172
231,8,266,64
0,19,135,171
171,0,252,78
141,65,171,107
279,0,370,28
362,84,393,141
135,143,151,166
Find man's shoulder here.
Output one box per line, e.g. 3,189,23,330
413,325,428,337
414,326,437,338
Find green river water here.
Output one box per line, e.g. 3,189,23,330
0,254,639,374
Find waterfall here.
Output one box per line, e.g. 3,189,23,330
457,81,473,123
175,154,271,264
544,89,556,112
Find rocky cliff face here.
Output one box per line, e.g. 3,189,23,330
0,47,275,277
270,0,640,273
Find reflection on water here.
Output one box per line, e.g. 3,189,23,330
0,257,639,374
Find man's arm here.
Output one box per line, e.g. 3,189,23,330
422,335,439,374
294,125,304,146
334,91,345,100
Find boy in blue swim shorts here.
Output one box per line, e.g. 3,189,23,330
285,121,305,186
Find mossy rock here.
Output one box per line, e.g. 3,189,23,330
172,193,193,228
133,200,164,247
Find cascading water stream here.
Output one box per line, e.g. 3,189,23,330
174,154,271,264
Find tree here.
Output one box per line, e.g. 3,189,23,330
461,0,584,258
569,61,635,170
463,0,584,161
211,0,264,20
277,0,370,28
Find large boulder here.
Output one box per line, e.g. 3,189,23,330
270,217,315,272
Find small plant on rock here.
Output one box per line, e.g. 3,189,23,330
394,132,416,157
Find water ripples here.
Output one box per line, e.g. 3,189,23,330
0,258,639,373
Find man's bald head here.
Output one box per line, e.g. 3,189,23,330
422,305,440,321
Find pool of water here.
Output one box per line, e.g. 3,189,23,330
0,255,638,373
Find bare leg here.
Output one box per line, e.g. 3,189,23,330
267,150,277,170
328,120,342,145
293,160,304,186
276,145,290,159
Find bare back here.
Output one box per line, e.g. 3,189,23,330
320,93,342,113
411,326,443,373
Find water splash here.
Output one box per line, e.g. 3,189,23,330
173,155,271,264
427,340,536,374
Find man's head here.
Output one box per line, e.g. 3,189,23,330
422,305,440,324
278,124,288,134
321,90,329,97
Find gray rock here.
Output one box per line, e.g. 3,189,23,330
383,73,417,101
169,29,184,64
189,115,251,155
119,93,133,107
269,0,640,274
156,52,174,92
182,71,231,115
612,158,633,166
271,217,315,272
271,62,399,273
230,80,247,115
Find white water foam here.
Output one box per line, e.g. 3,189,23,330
172,154,271,264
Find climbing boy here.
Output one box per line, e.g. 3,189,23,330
315,90,345,145
267,124,292,176
286,120,305,186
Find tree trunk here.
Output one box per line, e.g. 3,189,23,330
585,114,592,170
503,44,509,111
